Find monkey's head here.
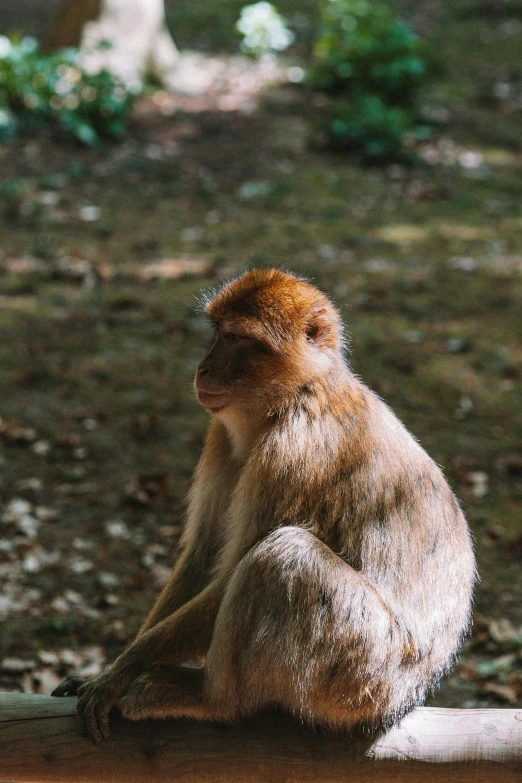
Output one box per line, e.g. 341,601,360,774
195,269,344,413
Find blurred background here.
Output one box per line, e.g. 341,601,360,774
0,0,521,709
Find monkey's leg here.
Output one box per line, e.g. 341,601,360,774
117,527,402,727
117,527,405,729
118,666,211,722
203,526,403,729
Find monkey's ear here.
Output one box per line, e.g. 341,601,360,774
305,307,332,344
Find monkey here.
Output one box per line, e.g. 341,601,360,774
52,268,476,744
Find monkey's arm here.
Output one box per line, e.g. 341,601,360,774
73,577,226,743
50,541,216,698
137,541,214,636
52,420,236,704
140,421,236,634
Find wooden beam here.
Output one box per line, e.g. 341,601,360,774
0,694,521,783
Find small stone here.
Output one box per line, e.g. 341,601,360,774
152,564,171,588
205,210,220,225
79,205,101,222
73,537,94,551
32,669,62,694
448,256,478,272
17,515,39,539
23,554,41,573
237,181,272,201
446,338,469,354
69,558,93,574
158,524,179,540
97,571,120,588
405,331,423,344
37,651,59,666
79,661,102,678
35,506,58,522
32,440,51,456
38,191,60,207
105,520,130,539
1,657,36,673
318,244,336,261
16,478,43,491
180,226,204,243
59,649,84,667
3,499,33,521
455,396,473,420
51,597,69,613
467,471,489,499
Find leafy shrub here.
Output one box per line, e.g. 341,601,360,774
0,35,139,145
309,0,432,161
236,2,294,58
328,94,429,162
311,0,428,103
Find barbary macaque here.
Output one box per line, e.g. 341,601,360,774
53,269,475,743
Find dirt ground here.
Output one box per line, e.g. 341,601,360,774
0,0,521,711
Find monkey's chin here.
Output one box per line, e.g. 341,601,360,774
197,390,230,412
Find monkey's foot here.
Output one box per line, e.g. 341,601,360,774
118,673,159,721
51,675,88,697
118,667,207,721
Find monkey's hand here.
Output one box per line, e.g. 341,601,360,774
76,671,132,743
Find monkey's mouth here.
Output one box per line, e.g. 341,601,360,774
197,388,230,411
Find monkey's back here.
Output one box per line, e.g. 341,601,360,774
324,385,475,722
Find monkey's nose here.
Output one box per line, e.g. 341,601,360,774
198,366,210,378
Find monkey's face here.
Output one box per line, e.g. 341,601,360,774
195,269,344,415
195,324,281,412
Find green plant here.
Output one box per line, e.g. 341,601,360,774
328,93,429,162
311,0,428,103
0,35,139,145
309,0,432,161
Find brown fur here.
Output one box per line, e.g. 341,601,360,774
52,269,475,743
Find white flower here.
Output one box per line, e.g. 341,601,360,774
19,36,38,54
0,35,12,59
237,2,294,56
0,110,13,127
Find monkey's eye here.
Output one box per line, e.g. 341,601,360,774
224,331,244,343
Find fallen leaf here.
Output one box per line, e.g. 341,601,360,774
129,257,211,280
483,682,519,705
488,618,522,645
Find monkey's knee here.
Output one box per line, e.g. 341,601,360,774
241,526,342,599
219,526,337,627
246,525,327,574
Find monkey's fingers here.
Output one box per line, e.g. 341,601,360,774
77,696,111,743
51,675,88,697
77,687,113,743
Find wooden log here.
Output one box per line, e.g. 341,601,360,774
0,693,521,783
